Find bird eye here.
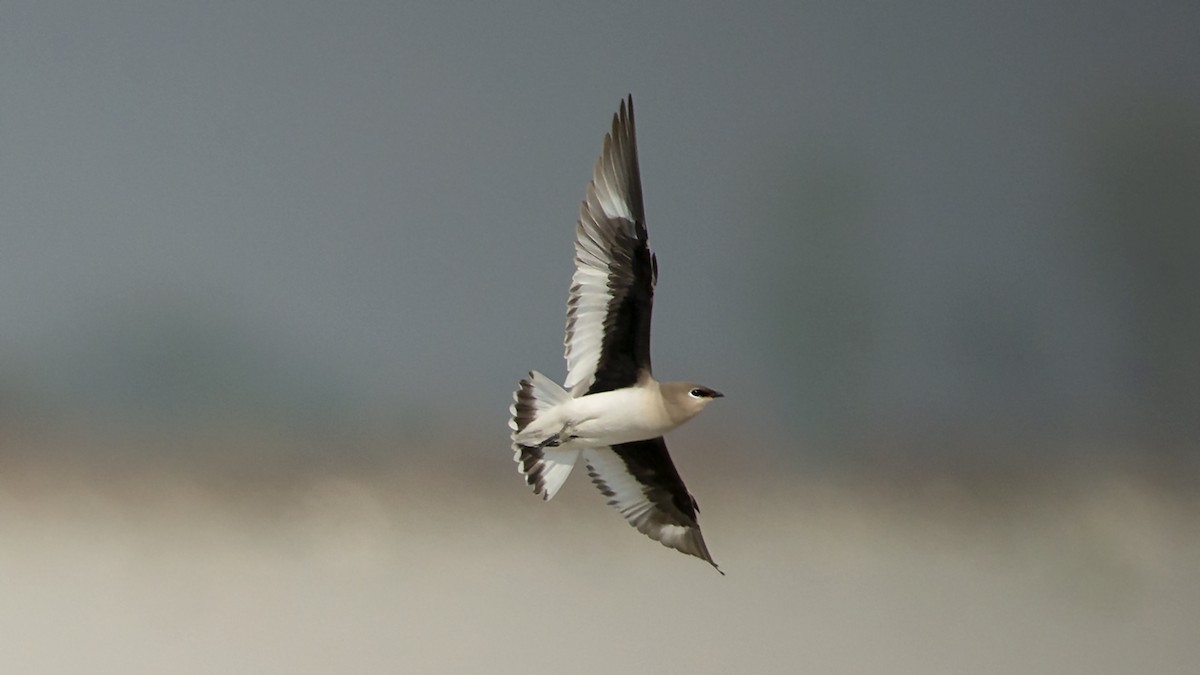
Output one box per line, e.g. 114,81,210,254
690,388,705,398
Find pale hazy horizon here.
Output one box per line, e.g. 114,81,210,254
2,2,1197,671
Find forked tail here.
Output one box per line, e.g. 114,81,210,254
509,371,579,500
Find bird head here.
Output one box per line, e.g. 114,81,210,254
661,382,724,425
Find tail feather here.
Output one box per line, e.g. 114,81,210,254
510,371,578,500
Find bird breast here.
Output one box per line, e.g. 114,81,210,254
561,386,676,446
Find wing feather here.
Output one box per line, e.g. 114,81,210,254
583,438,720,573
563,95,656,396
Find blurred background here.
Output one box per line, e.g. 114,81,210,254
1,1,1197,672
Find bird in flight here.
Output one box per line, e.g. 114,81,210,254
509,95,723,573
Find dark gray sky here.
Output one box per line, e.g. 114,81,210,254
2,1,1198,455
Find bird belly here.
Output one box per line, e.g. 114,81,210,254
560,389,674,447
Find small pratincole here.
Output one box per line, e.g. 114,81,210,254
509,95,724,573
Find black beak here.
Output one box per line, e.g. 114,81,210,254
710,389,724,398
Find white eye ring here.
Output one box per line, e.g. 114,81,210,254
689,388,705,398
